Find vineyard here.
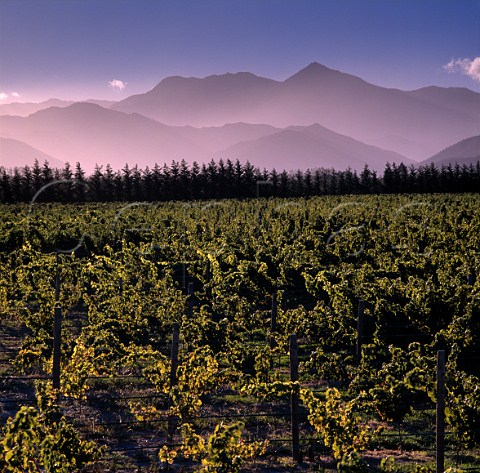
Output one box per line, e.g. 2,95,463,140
0,193,479,472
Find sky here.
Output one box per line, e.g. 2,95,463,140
0,0,479,103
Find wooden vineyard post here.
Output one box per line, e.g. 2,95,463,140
290,334,301,462
356,300,365,363
167,323,180,445
55,254,61,302
182,263,186,290
436,350,446,473
270,293,277,370
187,282,194,318
468,273,474,286
118,277,123,297
52,305,62,391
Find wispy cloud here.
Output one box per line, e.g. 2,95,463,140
108,79,127,91
443,57,480,82
0,91,20,101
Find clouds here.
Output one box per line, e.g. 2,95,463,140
444,57,480,82
108,79,127,91
0,91,20,101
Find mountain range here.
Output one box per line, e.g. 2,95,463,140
0,98,116,117
422,135,480,167
1,62,479,173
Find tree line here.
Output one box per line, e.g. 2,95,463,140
1,158,479,203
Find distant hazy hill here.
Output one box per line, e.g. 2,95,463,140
0,99,116,117
0,103,203,171
177,122,280,154
0,137,63,169
421,135,480,167
0,102,409,173
212,123,411,173
112,62,480,160
113,72,280,129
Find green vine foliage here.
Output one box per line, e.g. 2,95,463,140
172,346,222,419
445,370,480,448
1,195,479,468
350,342,435,424
300,387,375,462
159,421,267,472
0,382,103,472
242,380,376,465
128,346,221,422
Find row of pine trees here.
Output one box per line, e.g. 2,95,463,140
1,158,479,203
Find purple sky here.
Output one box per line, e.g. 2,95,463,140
0,0,479,103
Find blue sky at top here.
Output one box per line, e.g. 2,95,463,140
0,0,479,102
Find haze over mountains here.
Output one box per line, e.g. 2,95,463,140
0,99,116,117
210,124,410,172
0,137,62,169
422,135,480,167
1,62,479,173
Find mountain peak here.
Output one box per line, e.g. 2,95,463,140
29,101,103,118
305,61,330,71
284,62,337,83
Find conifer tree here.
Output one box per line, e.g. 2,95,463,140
74,162,86,202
